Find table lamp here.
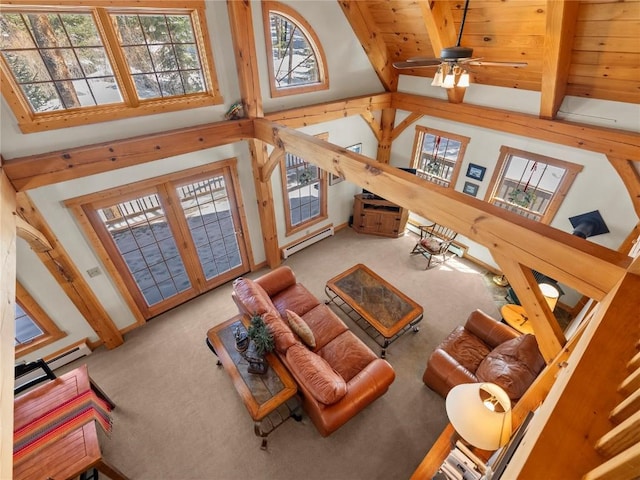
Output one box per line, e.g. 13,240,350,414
446,382,512,450
539,283,559,311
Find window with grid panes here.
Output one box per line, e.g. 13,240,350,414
486,146,583,224
411,126,469,188
0,1,221,132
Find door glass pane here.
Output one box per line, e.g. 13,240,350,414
97,194,190,306
176,176,242,280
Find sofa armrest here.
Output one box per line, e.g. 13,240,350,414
465,309,519,348
306,359,395,437
255,266,297,297
423,349,477,398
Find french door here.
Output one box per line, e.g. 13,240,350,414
71,161,250,319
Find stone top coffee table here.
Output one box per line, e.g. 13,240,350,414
325,264,424,358
206,315,300,449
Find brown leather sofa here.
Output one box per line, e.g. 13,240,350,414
232,266,396,437
423,309,545,402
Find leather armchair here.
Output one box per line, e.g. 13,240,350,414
423,309,545,402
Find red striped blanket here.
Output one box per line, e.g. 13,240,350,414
13,389,112,462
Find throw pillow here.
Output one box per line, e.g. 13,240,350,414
286,344,347,405
475,334,545,400
262,311,298,353
420,237,442,253
286,309,316,349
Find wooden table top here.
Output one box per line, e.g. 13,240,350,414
326,263,423,338
207,315,297,421
501,304,535,335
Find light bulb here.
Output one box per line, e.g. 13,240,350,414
458,71,470,87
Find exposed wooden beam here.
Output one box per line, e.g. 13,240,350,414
608,157,640,218
376,108,396,163
0,169,16,480
260,146,285,183
15,193,124,349
254,118,630,299
265,93,392,128
3,119,254,192
391,93,640,161
338,0,398,91
493,253,566,362
540,0,580,119
360,110,382,143
505,273,640,479
227,0,279,268
419,0,457,57
391,113,423,141
15,215,52,252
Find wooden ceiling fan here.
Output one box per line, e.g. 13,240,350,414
393,0,527,102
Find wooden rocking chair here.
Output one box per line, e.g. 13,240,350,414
410,223,458,269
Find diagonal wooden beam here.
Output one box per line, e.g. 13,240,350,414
15,193,123,349
338,1,398,91
608,156,640,218
253,118,630,299
391,113,423,141
419,0,457,57
260,146,285,183
360,110,382,143
15,215,52,252
493,253,566,362
540,0,580,119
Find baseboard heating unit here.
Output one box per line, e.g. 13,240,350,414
46,341,92,370
281,224,334,259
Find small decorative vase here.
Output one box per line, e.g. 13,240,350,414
245,340,269,375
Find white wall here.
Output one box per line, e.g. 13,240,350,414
392,75,640,306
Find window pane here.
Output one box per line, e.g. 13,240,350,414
269,13,319,88
113,13,206,99
97,194,191,307
15,303,43,345
176,176,242,281
285,153,321,226
416,132,462,187
0,12,123,111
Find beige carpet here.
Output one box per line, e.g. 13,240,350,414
61,227,503,480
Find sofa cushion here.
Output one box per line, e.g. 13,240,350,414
286,309,316,349
271,283,320,318
233,277,274,316
301,304,348,350
438,326,492,374
318,331,377,383
476,334,545,400
286,343,347,405
420,237,442,253
263,311,298,353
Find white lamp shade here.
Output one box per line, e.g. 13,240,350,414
457,72,470,87
539,283,559,311
442,73,456,88
446,383,512,450
431,68,443,87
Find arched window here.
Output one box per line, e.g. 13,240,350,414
262,1,328,97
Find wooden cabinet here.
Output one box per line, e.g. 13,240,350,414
352,194,408,238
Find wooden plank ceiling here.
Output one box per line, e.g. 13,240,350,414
341,0,640,117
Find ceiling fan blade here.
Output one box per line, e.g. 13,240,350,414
393,60,441,69
467,60,528,67
404,56,442,63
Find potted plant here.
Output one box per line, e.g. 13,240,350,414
246,314,274,374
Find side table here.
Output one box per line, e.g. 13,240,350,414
206,314,301,449
500,304,535,335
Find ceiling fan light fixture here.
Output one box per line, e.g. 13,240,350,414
458,71,470,88
443,71,456,88
431,67,443,87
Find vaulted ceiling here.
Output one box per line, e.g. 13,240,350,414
339,0,640,119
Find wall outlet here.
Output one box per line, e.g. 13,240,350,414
87,267,101,278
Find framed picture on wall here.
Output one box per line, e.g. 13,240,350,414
466,163,486,181
330,143,362,185
463,181,479,197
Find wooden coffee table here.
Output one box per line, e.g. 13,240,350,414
325,264,424,358
206,315,300,449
